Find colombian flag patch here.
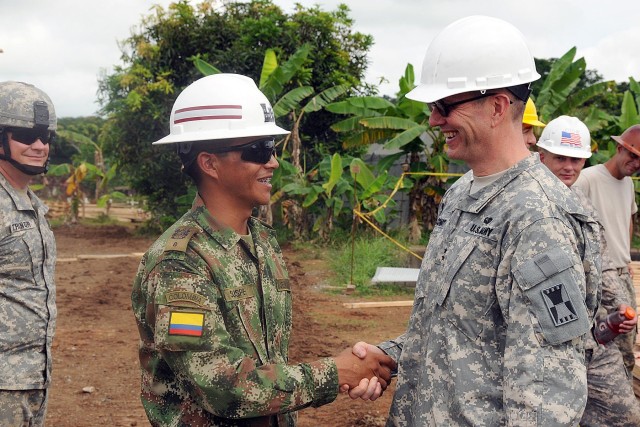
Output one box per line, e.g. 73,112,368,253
169,311,204,337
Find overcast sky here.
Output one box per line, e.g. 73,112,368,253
2,0,639,118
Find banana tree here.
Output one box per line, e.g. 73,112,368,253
535,47,616,143
326,63,450,241
276,152,402,241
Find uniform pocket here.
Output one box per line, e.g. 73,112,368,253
439,239,499,340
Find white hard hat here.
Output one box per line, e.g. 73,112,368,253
153,73,289,145
536,115,591,159
407,15,540,103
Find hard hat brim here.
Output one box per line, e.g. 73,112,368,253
536,143,592,159
152,124,290,145
522,118,547,127
612,135,640,158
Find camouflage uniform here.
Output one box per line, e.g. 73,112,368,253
574,188,640,426
132,196,338,427
0,172,57,423
379,155,601,426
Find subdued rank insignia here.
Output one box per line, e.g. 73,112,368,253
542,283,578,326
164,227,196,252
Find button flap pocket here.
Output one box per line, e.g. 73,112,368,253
512,246,573,291
513,246,590,345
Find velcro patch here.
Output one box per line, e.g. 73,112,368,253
223,285,256,302
164,227,196,252
10,221,35,233
275,279,291,291
168,311,204,337
542,283,578,326
166,290,207,307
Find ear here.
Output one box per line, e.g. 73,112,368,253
538,150,545,162
489,93,512,128
196,152,219,180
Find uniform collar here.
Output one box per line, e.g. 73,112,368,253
190,193,275,251
458,154,538,214
0,171,46,214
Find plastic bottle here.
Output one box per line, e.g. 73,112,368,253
594,306,636,344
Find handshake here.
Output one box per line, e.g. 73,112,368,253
334,342,396,401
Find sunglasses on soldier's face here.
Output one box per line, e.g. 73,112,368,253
427,93,496,117
8,127,56,145
211,138,276,164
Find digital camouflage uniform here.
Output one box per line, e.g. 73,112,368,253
0,172,56,423
379,155,601,426
574,188,640,427
132,196,338,427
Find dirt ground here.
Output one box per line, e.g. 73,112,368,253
46,224,411,426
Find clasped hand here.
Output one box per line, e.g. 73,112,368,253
334,341,396,401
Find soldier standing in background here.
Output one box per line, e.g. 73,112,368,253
536,115,640,426
574,124,640,375
0,81,57,426
522,98,546,149
131,73,395,426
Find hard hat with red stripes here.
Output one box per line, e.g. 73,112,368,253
153,74,289,145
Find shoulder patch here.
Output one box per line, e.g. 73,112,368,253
164,227,196,252
165,290,207,307
168,310,204,337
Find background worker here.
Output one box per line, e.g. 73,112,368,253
345,16,601,425
574,123,640,375
0,81,57,426
522,97,546,148
131,73,395,426
537,115,640,426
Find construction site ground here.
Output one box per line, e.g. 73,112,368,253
45,222,640,426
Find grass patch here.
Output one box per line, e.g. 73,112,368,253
328,233,417,297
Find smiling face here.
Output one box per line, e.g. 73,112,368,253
428,91,493,165
539,149,586,187
0,130,50,186
612,145,640,179
6,131,50,168
205,137,279,212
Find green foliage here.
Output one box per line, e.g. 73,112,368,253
275,152,401,240
327,63,449,239
328,233,416,297
98,0,373,221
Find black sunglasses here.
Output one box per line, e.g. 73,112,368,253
8,127,56,145
210,138,276,164
428,92,496,117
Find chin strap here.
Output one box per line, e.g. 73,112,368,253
0,130,49,175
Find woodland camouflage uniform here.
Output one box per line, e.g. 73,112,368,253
380,155,601,426
132,195,338,427
574,187,640,427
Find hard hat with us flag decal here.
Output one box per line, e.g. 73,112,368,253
536,115,592,158
153,73,289,145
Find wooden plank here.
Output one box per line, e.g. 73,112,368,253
343,300,413,309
